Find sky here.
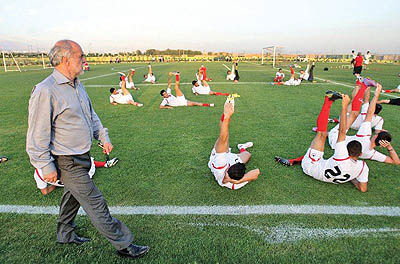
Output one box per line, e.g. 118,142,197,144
1,0,400,54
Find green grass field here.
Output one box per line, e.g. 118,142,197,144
1,61,400,263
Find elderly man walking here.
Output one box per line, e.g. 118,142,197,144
26,40,149,259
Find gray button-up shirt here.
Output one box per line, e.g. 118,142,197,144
26,69,110,175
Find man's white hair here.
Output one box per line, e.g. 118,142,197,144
48,40,74,66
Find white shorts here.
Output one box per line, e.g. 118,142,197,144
194,86,211,95
174,95,188,106
116,94,134,104
226,74,235,81
145,75,156,82
328,124,340,149
126,81,135,89
284,78,301,86
301,148,326,181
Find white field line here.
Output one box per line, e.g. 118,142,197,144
80,63,171,82
243,61,400,99
85,81,331,88
186,222,400,244
1,204,400,217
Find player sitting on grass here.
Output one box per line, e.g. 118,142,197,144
159,72,214,109
208,98,260,190
274,68,285,82
110,74,143,107
119,69,138,90
377,98,400,106
381,73,400,93
299,62,315,82
328,84,400,165
34,156,118,195
226,61,239,82
143,64,156,84
275,91,369,192
192,70,230,96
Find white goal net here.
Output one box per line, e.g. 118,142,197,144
261,46,284,68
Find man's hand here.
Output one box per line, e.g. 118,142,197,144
342,94,350,107
103,142,113,154
44,170,58,183
379,140,392,149
223,102,234,119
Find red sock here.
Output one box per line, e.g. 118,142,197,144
384,90,392,93
175,75,180,82
202,103,210,107
121,75,126,81
215,92,230,96
131,70,135,76
240,148,246,153
274,82,283,85
94,161,106,168
221,114,224,121
290,66,294,74
333,118,339,123
289,155,304,165
316,96,333,132
202,68,207,80
351,83,367,111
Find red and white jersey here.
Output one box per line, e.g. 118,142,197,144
192,83,211,95
347,122,387,162
160,88,187,107
208,148,248,190
303,141,369,184
275,72,285,79
350,103,384,131
299,72,309,80
110,89,133,104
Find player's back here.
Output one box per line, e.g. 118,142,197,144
323,156,368,184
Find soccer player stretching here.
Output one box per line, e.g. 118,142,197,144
275,91,369,192
208,99,260,190
192,69,230,96
159,72,214,109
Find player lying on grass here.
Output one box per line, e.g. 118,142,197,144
143,64,156,84
110,75,143,107
381,73,400,93
192,70,230,96
299,62,315,82
159,72,214,109
328,84,400,165
119,69,139,90
321,85,384,133
275,91,369,192
208,98,260,190
274,68,285,82
199,65,212,81
226,61,239,82
273,66,301,86
34,156,118,195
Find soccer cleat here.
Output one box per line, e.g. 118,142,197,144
118,72,126,76
237,142,253,150
328,118,337,123
137,103,143,107
312,126,318,132
325,90,342,101
274,156,292,166
210,103,214,107
0,156,8,163
105,157,119,168
172,71,180,75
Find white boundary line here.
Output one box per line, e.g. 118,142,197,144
1,204,400,217
80,63,172,82
243,61,400,99
85,81,331,87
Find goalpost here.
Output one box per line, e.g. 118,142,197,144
2,51,21,72
261,45,284,68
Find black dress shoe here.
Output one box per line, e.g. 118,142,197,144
117,244,150,258
58,235,91,245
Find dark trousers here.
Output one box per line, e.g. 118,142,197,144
234,69,239,81
389,98,400,105
308,65,315,81
54,153,133,250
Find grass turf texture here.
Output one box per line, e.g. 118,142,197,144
0,61,400,263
